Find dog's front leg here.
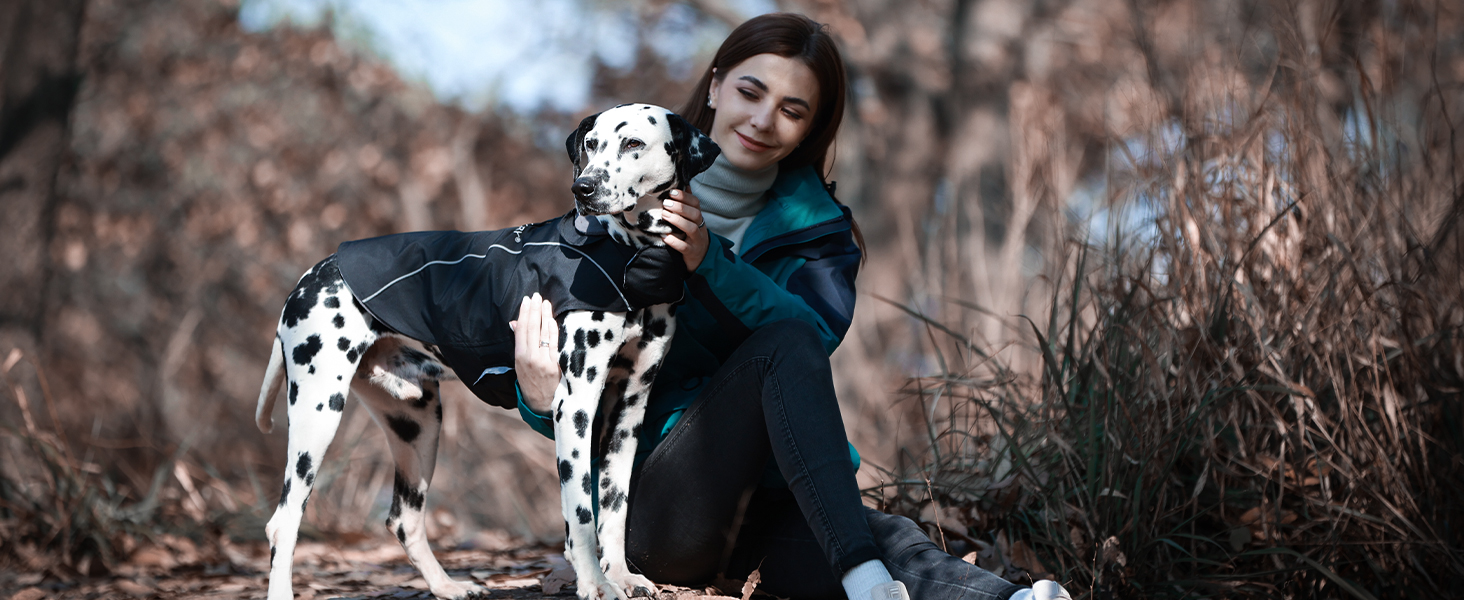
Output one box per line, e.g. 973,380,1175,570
555,311,630,600
597,306,674,596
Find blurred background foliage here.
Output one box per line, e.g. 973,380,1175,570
1,0,1462,597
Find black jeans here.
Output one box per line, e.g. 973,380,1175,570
625,320,1021,600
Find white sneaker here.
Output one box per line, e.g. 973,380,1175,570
1009,580,1073,600
1032,580,1073,600
869,581,910,600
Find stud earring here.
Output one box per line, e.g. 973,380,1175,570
706,95,713,108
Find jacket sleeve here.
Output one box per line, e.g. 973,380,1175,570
684,223,861,356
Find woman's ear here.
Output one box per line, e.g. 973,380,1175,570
707,68,720,109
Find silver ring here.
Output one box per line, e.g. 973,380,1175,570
697,219,706,229
539,341,551,348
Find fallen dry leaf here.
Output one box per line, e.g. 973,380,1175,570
541,565,575,595
114,579,155,597
1008,541,1051,579
739,568,761,600
8,588,47,600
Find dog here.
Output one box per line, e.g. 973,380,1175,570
254,103,719,600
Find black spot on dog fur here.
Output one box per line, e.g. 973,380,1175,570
586,366,597,383
592,311,604,321
394,470,425,512
572,449,579,459
640,364,659,386
316,403,323,411
576,506,592,524
559,459,573,485
346,341,368,363
289,381,299,405
270,546,276,565
278,478,291,507
387,415,420,443
610,354,633,371
292,335,323,366
412,387,434,410
586,330,600,348
324,296,340,309
305,472,314,487
329,393,345,411
281,258,343,329
308,366,315,374
396,525,406,544
647,318,668,340
296,452,313,480
581,472,592,496
337,337,351,351
601,487,626,512
574,410,589,438
333,314,345,328
604,330,614,341
615,121,627,131
568,330,587,377
608,428,629,454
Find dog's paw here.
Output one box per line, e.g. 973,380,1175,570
575,573,628,600
609,571,657,598
433,578,486,600
600,559,656,598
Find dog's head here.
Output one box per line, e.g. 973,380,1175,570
565,104,720,217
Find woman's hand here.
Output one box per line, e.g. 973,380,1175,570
660,189,709,272
510,293,560,415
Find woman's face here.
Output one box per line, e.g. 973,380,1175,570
707,53,820,172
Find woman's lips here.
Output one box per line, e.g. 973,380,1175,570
736,131,773,152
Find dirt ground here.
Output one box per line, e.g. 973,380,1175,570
0,537,745,600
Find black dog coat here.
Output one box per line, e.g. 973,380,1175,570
335,211,685,410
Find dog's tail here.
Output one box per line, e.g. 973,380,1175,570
256,337,286,433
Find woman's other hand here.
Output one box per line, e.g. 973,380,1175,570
661,189,709,272
510,293,560,414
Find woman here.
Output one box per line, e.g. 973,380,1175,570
512,13,1069,600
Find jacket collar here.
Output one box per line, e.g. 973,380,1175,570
738,165,850,261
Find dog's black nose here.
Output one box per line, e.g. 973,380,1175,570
572,177,597,199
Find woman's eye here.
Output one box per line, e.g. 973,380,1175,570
738,88,757,100
783,109,805,121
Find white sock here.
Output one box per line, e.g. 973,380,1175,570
841,559,894,600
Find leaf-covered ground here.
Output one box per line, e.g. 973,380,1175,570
0,538,750,600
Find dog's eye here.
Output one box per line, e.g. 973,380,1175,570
623,139,644,151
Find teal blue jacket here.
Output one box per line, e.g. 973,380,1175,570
516,165,863,474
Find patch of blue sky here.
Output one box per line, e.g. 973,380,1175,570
238,0,777,114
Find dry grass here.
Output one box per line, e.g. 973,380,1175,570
870,2,1464,598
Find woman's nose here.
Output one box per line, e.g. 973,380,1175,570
748,103,773,129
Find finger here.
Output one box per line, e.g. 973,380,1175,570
523,295,541,351
539,297,556,352
663,232,689,252
669,188,700,209
515,296,531,347
663,198,703,228
660,208,699,236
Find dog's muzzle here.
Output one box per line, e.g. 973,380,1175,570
572,176,599,204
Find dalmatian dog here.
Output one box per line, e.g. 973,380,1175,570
254,103,719,600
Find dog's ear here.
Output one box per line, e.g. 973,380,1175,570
666,112,720,186
565,112,599,176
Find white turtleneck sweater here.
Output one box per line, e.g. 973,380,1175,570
688,153,777,252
